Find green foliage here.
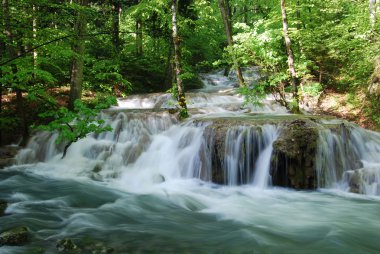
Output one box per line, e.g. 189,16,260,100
0,117,19,132
36,96,117,157
238,84,267,107
302,83,323,97
179,107,189,119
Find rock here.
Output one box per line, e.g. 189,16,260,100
0,158,15,169
369,56,380,97
0,226,29,246
344,167,380,195
56,238,79,252
152,174,165,183
92,163,103,173
270,119,320,189
0,199,7,216
0,146,19,169
368,83,380,97
82,242,114,254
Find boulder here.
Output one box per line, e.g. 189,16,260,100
56,238,79,252
270,119,320,189
0,226,29,246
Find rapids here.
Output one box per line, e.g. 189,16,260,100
2,69,380,253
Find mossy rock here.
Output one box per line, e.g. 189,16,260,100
0,199,7,216
56,238,115,254
271,119,320,189
56,238,80,253
0,226,29,246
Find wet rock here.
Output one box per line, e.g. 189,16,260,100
82,242,114,254
270,119,320,190
344,167,380,195
0,146,19,169
0,158,15,169
0,226,29,246
56,238,79,252
0,199,7,216
92,163,103,173
152,174,165,183
57,238,115,254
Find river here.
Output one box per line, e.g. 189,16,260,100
1,69,380,253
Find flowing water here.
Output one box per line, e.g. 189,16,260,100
2,69,380,253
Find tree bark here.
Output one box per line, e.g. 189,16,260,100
3,0,29,144
370,0,377,29
32,4,38,71
218,0,245,87
112,0,121,53
281,0,300,113
164,38,174,91
171,0,188,117
68,0,88,110
135,0,143,56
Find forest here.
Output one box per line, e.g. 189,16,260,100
1,0,380,146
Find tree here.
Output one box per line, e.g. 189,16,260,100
217,0,245,86
280,0,300,113
2,0,29,144
369,0,377,29
171,0,188,118
111,0,122,53
38,96,117,159
68,0,88,110
135,0,143,56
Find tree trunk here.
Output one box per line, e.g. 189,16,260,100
281,0,300,113
3,0,29,144
218,0,245,87
32,4,38,71
370,0,377,29
112,0,121,53
68,0,88,110
164,38,174,91
171,0,188,118
135,0,143,56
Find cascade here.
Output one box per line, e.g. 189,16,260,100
316,122,380,194
13,68,380,194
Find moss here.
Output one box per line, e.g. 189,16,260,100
0,226,29,246
270,119,320,189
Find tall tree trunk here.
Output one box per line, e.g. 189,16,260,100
171,0,188,118
135,0,143,56
112,0,121,53
3,0,29,144
136,20,143,56
32,4,37,71
68,0,88,110
281,0,300,113
164,38,174,91
217,0,245,87
370,0,377,29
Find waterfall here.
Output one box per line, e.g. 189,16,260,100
12,69,380,196
222,125,279,187
316,122,380,194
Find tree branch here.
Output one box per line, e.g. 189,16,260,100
0,31,139,66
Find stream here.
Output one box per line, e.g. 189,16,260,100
1,69,380,253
